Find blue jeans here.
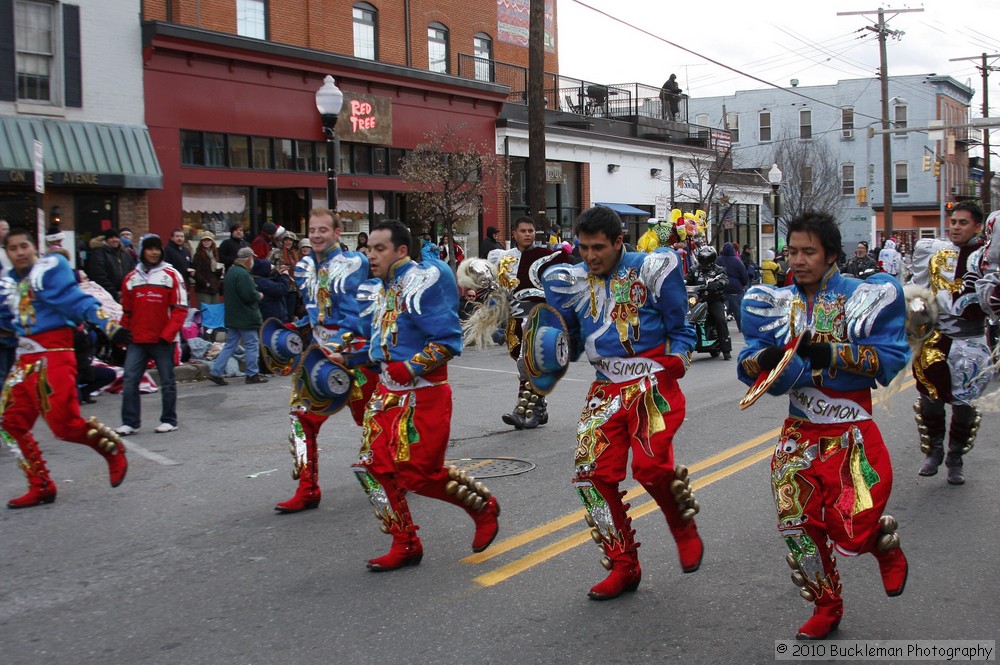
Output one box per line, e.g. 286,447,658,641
122,341,177,428
725,292,744,332
211,327,260,378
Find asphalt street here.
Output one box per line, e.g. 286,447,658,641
1,329,997,665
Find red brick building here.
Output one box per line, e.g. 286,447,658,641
141,0,558,246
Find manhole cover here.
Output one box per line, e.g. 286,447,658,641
444,457,535,479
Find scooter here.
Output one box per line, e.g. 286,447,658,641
686,283,724,357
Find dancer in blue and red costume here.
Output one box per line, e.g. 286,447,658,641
1,227,132,508
274,208,378,513
542,206,704,600
343,219,500,571
737,211,911,640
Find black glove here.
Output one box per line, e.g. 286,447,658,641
111,327,132,346
756,345,785,372
795,330,833,369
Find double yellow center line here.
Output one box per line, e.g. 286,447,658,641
464,379,915,588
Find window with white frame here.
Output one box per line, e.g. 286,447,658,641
726,112,739,143
695,113,709,126
237,0,266,40
841,107,854,138
800,109,812,139
801,165,813,197
428,23,449,73
841,164,855,196
893,102,907,130
759,111,771,142
353,3,377,60
895,162,908,194
473,33,493,82
15,0,55,102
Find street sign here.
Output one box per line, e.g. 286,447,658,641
33,140,44,194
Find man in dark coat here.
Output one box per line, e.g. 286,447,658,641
207,247,267,385
163,228,193,287
479,226,504,258
251,222,279,259
219,223,250,272
86,228,136,301
717,242,749,332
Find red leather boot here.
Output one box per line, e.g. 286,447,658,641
588,516,642,601
645,467,704,573
434,465,500,553
796,591,844,640
275,414,322,513
7,435,57,509
356,470,424,572
870,515,908,597
471,496,501,553
84,417,128,487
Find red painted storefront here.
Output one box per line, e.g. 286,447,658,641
142,22,507,246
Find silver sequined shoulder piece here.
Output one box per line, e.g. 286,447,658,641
744,285,797,343
358,281,382,317
401,264,440,316
845,280,897,340
546,263,605,322
326,252,365,295
639,250,678,302
28,256,59,292
527,252,565,288
909,238,951,287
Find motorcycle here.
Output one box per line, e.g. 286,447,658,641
686,280,725,358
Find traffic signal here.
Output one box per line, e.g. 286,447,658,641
946,202,955,213
922,154,932,172
856,187,868,206
933,160,940,177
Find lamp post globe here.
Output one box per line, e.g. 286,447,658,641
768,163,783,227
315,75,344,211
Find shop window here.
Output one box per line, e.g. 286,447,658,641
389,148,406,175
205,133,226,167
236,0,267,40
251,136,272,169
229,135,249,168
353,3,377,60
295,140,315,171
274,139,293,170
353,144,372,174
180,131,204,166
372,147,388,175
428,22,449,74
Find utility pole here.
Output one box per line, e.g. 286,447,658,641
950,52,999,216
839,7,922,241
527,0,547,232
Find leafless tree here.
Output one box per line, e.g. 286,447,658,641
399,125,510,268
770,130,844,235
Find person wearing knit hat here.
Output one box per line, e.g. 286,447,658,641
252,222,279,259
193,230,223,306
115,232,189,437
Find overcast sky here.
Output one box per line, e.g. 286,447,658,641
556,0,1000,116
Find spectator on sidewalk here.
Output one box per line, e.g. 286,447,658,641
164,228,194,288
208,247,267,386
115,234,189,436
86,228,136,302
219,223,250,272
718,242,749,331
192,231,223,305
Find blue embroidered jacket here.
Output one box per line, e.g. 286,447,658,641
737,267,910,420
542,249,695,382
0,254,122,339
294,246,370,339
358,257,463,386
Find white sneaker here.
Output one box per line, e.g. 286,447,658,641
115,425,138,436
154,423,178,433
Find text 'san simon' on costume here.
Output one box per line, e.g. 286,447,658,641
542,247,704,599
351,256,500,570
909,232,995,483
0,254,129,507
738,267,911,638
273,245,377,513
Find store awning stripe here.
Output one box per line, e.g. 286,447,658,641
0,116,162,189
594,202,651,216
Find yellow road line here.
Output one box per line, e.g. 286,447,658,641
472,445,774,587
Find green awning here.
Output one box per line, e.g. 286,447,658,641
0,116,162,189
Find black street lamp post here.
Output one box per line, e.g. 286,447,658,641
768,163,783,242
315,75,345,211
